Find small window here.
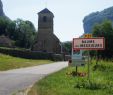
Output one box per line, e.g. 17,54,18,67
43,16,47,22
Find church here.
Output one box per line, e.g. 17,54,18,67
32,8,61,54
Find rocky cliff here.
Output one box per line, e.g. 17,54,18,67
83,6,113,33
0,0,5,16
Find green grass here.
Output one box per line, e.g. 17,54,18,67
0,53,53,71
28,60,113,95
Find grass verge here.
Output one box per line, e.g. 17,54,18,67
0,53,53,71
28,60,113,95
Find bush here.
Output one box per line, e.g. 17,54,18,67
0,47,64,61
75,79,113,91
93,63,113,72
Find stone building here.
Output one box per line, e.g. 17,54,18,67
32,8,61,53
0,35,12,47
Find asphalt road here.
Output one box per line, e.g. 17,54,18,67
0,62,68,95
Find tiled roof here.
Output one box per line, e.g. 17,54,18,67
39,8,53,14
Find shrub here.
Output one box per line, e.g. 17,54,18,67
0,47,65,61
0,47,47,59
75,79,113,91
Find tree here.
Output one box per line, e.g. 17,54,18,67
0,17,36,49
92,20,113,59
0,17,11,36
62,41,72,54
6,21,16,39
14,19,36,48
24,20,36,48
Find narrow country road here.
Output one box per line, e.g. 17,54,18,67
0,62,68,95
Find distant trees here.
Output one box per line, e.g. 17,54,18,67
62,41,72,54
93,20,113,59
0,17,36,48
0,17,11,35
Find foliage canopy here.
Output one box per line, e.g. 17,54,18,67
0,17,36,48
93,20,113,59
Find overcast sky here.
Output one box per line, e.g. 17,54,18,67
2,0,113,42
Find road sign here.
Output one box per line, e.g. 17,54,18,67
84,34,92,38
72,37,105,81
73,37,105,50
71,50,86,66
71,59,86,66
72,50,82,60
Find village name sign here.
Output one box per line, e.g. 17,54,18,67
73,38,105,50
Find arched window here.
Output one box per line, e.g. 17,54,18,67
43,16,47,22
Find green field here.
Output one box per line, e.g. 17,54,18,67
0,53,53,71
28,60,113,95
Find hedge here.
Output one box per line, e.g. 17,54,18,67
0,47,67,61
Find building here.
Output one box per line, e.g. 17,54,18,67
0,35,12,47
32,8,61,53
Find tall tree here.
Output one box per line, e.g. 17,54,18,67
0,17,10,36
93,20,113,59
14,19,36,48
6,21,16,39
62,41,72,54
0,18,36,48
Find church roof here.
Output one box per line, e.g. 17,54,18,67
38,8,54,16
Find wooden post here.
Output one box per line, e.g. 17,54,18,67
96,50,98,65
88,51,90,81
76,66,78,76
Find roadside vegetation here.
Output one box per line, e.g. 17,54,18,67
28,60,113,95
0,53,53,71
93,20,113,59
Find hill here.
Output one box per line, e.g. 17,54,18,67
83,6,113,33
0,0,9,19
0,0,5,16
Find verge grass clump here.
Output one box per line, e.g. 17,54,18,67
0,53,53,71
28,59,113,95
75,79,113,91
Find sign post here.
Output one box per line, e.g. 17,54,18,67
71,49,84,75
72,37,105,81
88,51,90,81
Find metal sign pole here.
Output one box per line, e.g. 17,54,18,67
76,66,78,76
88,51,90,81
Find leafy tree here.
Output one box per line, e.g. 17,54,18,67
0,17,36,49
24,20,36,48
92,20,113,59
6,21,16,39
14,19,36,48
62,41,72,54
0,17,11,36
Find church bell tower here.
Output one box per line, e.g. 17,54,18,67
32,8,61,53
38,8,54,33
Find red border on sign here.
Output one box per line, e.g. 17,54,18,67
73,37,105,50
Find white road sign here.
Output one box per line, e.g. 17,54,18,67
73,38,105,50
